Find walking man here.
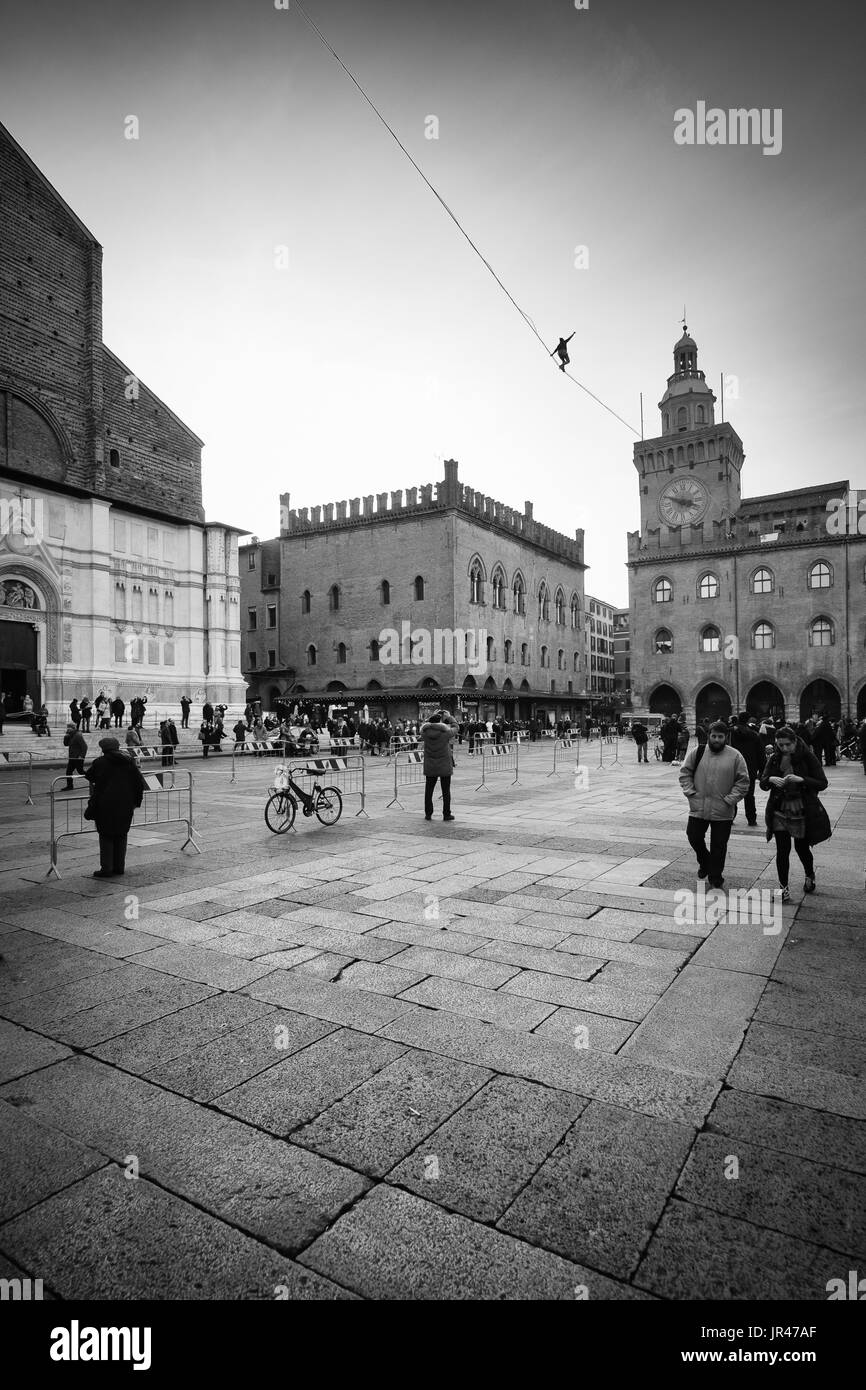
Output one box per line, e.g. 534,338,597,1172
63,721,88,791
729,711,765,827
632,719,649,763
419,710,457,823
678,720,749,889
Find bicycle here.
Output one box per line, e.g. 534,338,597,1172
264,766,343,833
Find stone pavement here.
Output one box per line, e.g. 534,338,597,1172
1,743,864,1300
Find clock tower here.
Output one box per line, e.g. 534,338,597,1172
634,327,744,540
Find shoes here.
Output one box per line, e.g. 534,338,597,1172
747,820,758,827
424,814,432,821
709,877,724,889
803,877,816,894
697,867,709,880
443,814,455,822
92,869,113,879
779,885,790,902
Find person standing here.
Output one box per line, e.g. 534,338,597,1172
111,695,124,728
69,697,81,730
233,717,248,752
759,725,831,902
660,716,679,763
125,722,143,759
678,721,749,889
812,716,838,768
631,719,649,763
62,721,88,790
729,711,765,827
80,696,92,732
180,695,191,729
673,718,690,765
198,719,212,757
419,710,457,822
84,736,148,878
94,690,107,723
203,700,214,726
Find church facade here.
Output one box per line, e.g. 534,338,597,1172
627,328,866,726
0,121,246,719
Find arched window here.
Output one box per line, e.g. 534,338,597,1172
700,625,721,652
809,617,834,647
538,583,550,622
414,575,425,601
336,642,347,664
555,589,565,624
698,573,719,600
808,561,832,589
329,584,340,611
653,577,673,603
753,621,775,650
109,448,120,469
486,635,495,663
491,568,506,609
573,651,580,672
696,406,705,424
557,649,565,670
512,573,525,615
540,645,549,668
307,644,317,666
131,584,143,625
114,582,126,623
654,628,673,654
369,638,380,662
163,590,174,630
570,594,580,629
677,406,688,430
148,587,159,627
521,642,529,666
663,412,670,432
380,580,390,606
504,639,513,664
469,560,484,605
301,589,311,614
751,568,774,595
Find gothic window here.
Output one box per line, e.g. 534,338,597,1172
696,406,705,424
653,577,673,603
521,642,529,665
486,635,495,662
808,561,832,589
131,585,143,625
570,594,580,629
809,617,833,646
538,583,550,622
307,644,317,666
491,568,506,609
698,573,719,600
654,629,673,654
301,589,311,614
414,575,425,601
753,621,775,650
512,572,525,615
164,591,174,630
751,567,774,594
329,584,341,611
504,639,513,664
469,560,485,605
540,645,549,668
557,649,565,670
337,642,347,664
148,587,159,627
700,625,721,652
380,580,390,605
555,588,565,624
114,582,126,623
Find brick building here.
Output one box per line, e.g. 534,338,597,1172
627,326,866,726
241,459,588,725
0,121,246,720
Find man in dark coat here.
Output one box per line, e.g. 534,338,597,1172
180,695,191,729
811,716,838,767
203,701,214,725
69,698,81,729
419,711,457,822
660,716,679,763
728,711,765,827
110,696,125,728
84,736,147,878
631,719,649,763
80,697,92,732
63,722,88,790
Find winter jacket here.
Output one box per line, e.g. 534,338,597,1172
84,750,147,835
678,743,749,821
63,730,88,760
419,716,457,777
729,724,765,778
631,722,648,745
759,739,831,846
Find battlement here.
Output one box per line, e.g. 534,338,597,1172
279,458,585,565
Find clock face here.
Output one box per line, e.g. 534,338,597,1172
658,475,709,527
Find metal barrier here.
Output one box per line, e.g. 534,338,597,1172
475,739,520,791
0,750,34,805
288,755,368,818
46,768,200,879
386,749,426,810
229,739,283,782
386,735,418,764
592,730,624,772
468,732,492,756
547,735,581,779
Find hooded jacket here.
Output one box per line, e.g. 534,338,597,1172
84,750,147,834
419,716,457,777
678,742,749,821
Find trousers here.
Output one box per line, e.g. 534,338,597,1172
687,816,733,883
65,757,85,789
98,833,128,875
424,775,451,818
774,832,814,886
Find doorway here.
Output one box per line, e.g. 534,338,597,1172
0,619,40,712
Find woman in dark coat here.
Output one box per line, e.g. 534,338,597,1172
759,726,830,902
84,736,148,878
419,711,457,822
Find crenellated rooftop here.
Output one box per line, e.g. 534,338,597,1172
280,458,585,566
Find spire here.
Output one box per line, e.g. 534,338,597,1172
658,322,716,435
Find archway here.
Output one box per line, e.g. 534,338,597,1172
746,681,785,723
800,679,841,722
857,687,866,722
648,683,682,717
695,682,732,724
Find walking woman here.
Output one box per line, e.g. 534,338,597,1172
759,725,832,902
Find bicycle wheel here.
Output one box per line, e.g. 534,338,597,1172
265,790,296,834
315,786,343,825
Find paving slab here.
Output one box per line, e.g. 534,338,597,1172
388,1075,587,1221
91,993,276,1074
293,1049,490,1177
0,1167,355,1300
501,970,658,1021
398,976,556,1031
0,1099,107,1222
383,945,521,989
298,1183,647,1300
145,1010,335,1101
706,1088,866,1174
472,941,604,982
634,1198,846,1300
0,1018,73,1084
498,1100,694,1278
755,970,866,1039
335,960,431,997
241,969,418,1033
531,1007,636,1053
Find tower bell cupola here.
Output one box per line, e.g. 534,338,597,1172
658,323,716,436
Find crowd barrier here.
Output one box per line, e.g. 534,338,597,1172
386,749,426,810
229,739,284,781
288,755,368,817
46,768,200,879
386,735,418,764
475,739,520,791
547,735,582,778
0,749,35,805
466,732,492,756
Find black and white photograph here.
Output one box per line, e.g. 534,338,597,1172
0,0,863,1349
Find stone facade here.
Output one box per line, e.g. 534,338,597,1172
0,120,246,717
241,459,588,722
627,328,866,725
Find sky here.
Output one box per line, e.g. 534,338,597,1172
2,0,864,606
